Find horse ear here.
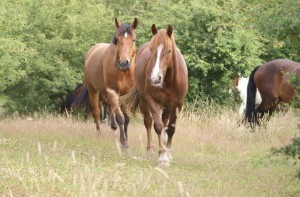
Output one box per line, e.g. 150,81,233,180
151,24,158,35
167,25,172,37
115,17,121,28
132,18,138,29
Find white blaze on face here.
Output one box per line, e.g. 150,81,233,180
124,32,128,38
151,44,163,81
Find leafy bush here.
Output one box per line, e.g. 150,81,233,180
0,0,298,114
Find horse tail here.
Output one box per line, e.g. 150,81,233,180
245,66,260,127
119,86,140,114
60,91,76,114
71,84,90,110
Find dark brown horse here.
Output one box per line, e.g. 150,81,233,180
61,83,90,119
62,83,109,121
78,18,137,148
245,59,300,127
121,24,188,166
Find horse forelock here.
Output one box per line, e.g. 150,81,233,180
112,23,135,45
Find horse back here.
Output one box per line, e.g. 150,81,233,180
255,59,300,102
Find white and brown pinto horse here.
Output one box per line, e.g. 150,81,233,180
233,76,262,117
121,24,188,166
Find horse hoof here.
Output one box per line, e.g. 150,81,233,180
157,152,170,167
147,146,155,155
101,118,108,123
111,125,118,130
157,160,170,168
166,150,173,162
121,142,130,150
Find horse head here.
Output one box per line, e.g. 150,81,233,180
113,18,138,71
149,24,175,88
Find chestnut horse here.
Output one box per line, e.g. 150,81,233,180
245,59,300,127
79,18,138,148
121,24,188,166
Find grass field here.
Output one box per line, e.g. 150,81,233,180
0,108,299,196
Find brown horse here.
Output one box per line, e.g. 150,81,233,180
120,24,188,166
245,59,300,127
80,18,137,148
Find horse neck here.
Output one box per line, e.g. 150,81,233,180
109,44,119,63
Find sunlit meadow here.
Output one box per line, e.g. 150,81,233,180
0,106,299,196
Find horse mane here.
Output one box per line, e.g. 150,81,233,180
112,23,135,45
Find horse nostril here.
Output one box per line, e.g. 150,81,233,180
158,75,162,81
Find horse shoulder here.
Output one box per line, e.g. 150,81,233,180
174,49,188,93
85,43,111,91
175,49,188,76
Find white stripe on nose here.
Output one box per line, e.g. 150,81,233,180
151,44,163,81
124,32,128,38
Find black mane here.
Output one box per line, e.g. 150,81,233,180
112,23,133,45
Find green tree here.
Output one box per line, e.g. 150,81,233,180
248,0,300,62
0,0,114,113
174,0,264,104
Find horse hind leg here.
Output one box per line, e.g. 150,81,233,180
255,98,279,126
140,99,154,155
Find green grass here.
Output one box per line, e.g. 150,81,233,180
0,109,299,196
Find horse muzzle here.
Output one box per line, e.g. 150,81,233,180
150,74,163,87
118,59,130,71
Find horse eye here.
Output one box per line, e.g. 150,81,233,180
133,39,136,42
168,49,172,53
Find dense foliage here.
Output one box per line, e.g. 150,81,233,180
0,0,299,114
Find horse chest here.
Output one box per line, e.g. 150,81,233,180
115,73,134,92
150,88,178,106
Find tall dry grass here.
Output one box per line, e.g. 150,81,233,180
0,106,299,196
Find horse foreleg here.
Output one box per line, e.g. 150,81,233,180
106,88,128,149
165,105,182,161
162,109,170,145
87,87,101,136
146,96,169,167
140,99,154,155
121,106,130,139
